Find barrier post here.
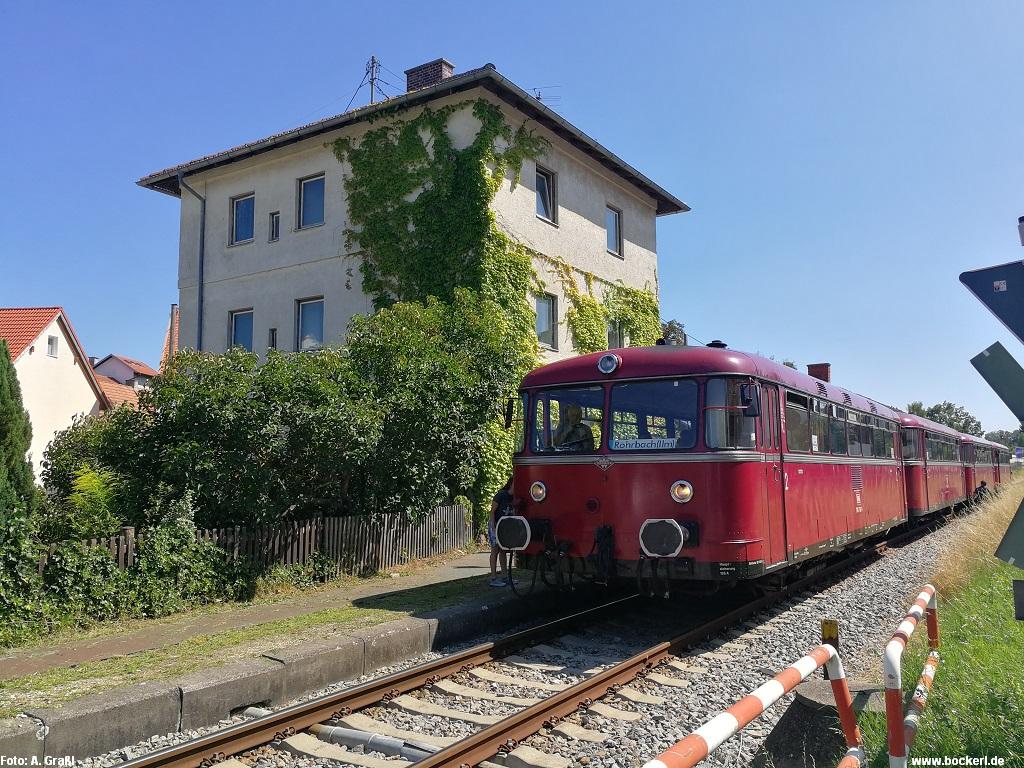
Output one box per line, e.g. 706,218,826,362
883,585,940,768
641,644,863,768
821,618,839,679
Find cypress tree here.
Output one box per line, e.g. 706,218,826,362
0,339,36,515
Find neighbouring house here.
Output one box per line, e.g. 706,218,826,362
92,353,159,389
139,59,687,360
160,303,179,371
0,307,110,477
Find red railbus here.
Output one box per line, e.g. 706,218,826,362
496,344,1006,589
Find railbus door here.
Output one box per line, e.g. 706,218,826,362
763,385,787,567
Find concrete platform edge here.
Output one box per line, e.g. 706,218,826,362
3,586,579,759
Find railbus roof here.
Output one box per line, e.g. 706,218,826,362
522,345,905,421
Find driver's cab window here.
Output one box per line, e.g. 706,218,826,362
532,386,603,453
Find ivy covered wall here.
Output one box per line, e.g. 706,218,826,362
331,95,663,520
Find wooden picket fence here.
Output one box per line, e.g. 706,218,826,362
37,504,473,576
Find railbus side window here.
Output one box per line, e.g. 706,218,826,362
883,422,894,458
830,406,848,454
810,399,829,453
871,420,886,458
847,413,862,457
761,389,773,449
705,378,757,449
901,429,919,460
783,391,811,452
511,393,527,453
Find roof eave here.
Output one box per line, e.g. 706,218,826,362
137,68,689,215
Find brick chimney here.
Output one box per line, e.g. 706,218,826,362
807,362,831,383
405,58,455,92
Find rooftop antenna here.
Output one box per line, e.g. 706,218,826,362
529,85,562,106
368,56,380,104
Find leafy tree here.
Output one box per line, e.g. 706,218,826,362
661,319,687,346
906,400,983,436
985,428,1024,447
0,340,49,643
0,340,36,516
346,290,529,519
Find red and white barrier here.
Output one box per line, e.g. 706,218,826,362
641,644,863,768
884,584,940,768
642,584,942,768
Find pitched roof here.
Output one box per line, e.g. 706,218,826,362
0,306,110,409
94,353,159,378
138,64,688,216
0,307,61,360
160,303,179,372
95,374,140,408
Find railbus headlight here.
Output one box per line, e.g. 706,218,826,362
530,481,547,502
670,480,694,504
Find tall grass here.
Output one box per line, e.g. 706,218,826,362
855,475,1024,764
930,476,1023,593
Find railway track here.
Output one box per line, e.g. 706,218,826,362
118,516,946,768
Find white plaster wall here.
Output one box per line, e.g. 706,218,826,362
14,317,102,477
174,87,664,360
485,96,660,361
93,357,133,384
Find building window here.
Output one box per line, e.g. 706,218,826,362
297,298,324,351
607,321,625,349
268,327,277,350
230,310,254,352
231,194,255,244
535,293,557,349
298,174,325,229
268,211,280,242
46,335,58,357
536,167,556,223
605,205,622,256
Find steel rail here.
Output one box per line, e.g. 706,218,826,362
117,594,638,768
414,539,896,768
119,516,943,768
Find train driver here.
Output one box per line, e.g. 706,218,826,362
552,402,595,451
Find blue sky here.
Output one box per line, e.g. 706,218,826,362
2,2,1023,432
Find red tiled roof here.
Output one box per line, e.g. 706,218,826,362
160,304,179,372
100,354,159,378
0,307,61,360
95,374,139,408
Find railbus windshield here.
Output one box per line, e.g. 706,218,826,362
522,376,756,455
608,379,698,450
531,385,604,453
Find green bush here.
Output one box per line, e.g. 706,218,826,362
42,407,151,526
40,292,527,531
